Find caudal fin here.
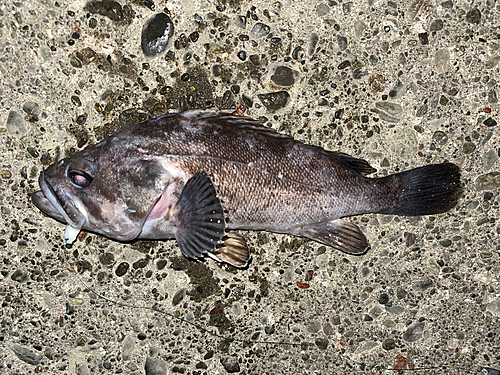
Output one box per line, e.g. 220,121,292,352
379,162,462,216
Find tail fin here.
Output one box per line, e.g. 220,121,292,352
379,163,462,216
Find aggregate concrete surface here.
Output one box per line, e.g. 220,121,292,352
1,0,499,374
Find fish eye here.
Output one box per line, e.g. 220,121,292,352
68,170,93,187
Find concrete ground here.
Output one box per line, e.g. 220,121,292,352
1,0,499,373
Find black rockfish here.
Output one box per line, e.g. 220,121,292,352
32,110,462,267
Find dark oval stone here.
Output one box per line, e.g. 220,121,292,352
141,13,175,57
466,8,481,24
257,91,290,112
382,338,396,350
379,292,390,304
115,262,129,277
250,22,270,38
483,117,497,127
270,66,296,86
315,338,329,350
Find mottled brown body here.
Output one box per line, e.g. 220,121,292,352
32,110,462,267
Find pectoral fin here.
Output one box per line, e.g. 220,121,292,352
207,231,251,268
291,219,369,255
173,171,226,260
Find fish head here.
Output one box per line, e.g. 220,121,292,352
31,137,176,243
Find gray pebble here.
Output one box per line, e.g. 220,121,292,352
122,334,136,360
316,3,330,17
434,48,450,73
337,35,348,51
172,288,186,306
371,101,402,123
483,150,498,171
141,13,174,57
315,338,329,350
382,338,396,350
462,142,476,154
76,363,90,375
412,278,433,292
84,0,123,21
6,110,26,135
11,344,40,365
220,356,240,373
250,22,270,39
403,321,424,342
476,172,500,190
308,33,319,56
432,131,448,145
145,356,167,375
22,101,41,116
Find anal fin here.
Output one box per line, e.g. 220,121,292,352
291,219,369,255
208,231,251,268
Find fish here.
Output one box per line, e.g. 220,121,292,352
31,110,463,268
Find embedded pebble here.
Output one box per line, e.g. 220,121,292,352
432,131,448,145
6,110,26,135
371,101,402,123
315,338,329,350
84,0,123,21
22,101,41,116
466,8,481,24
462,142,476,154
382,338,396,350
270,66,296,86
11,345,40,365
434,48,450,73
412,279,433,292
145,356,167,375
308,33,319,56
337,35,348,51
172,288,186,306
115,262,129,276
250,22,270,39
257,91,290,112
483,150,498,171
316,3,330,16
220,356,240,373
476,172,500,190
141,13,175,57
403,322,424,342
483,118,497,127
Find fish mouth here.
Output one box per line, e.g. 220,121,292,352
31,172,86,231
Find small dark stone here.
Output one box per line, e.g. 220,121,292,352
270,66,296,86
66,302,75,315
315,338,329,350
141,13,174,57
379,292,390,305
119,108,148,127
11,269,29,283
195,362,208,369
483,118,497,127
439,95,449,105
133,258,149,269
115,262,129,277
99,252,114,266
84,0,123,22
439,239,452,247
430,19,444,31
265,325,275,334
463,142,476,154
338,60,351,70
416,103,427,117
257,91,290,112
71,95,82,106
172,289,185,306
441,0,453,8
466,8,481,24
382,338,396,350
76,114,87,125
433,131,448,145
237,50,247,61
337,35,347,51
220,356,240,373
418,32,428,45
363,314,373,321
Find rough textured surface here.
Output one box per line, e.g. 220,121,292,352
0,0,498,374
